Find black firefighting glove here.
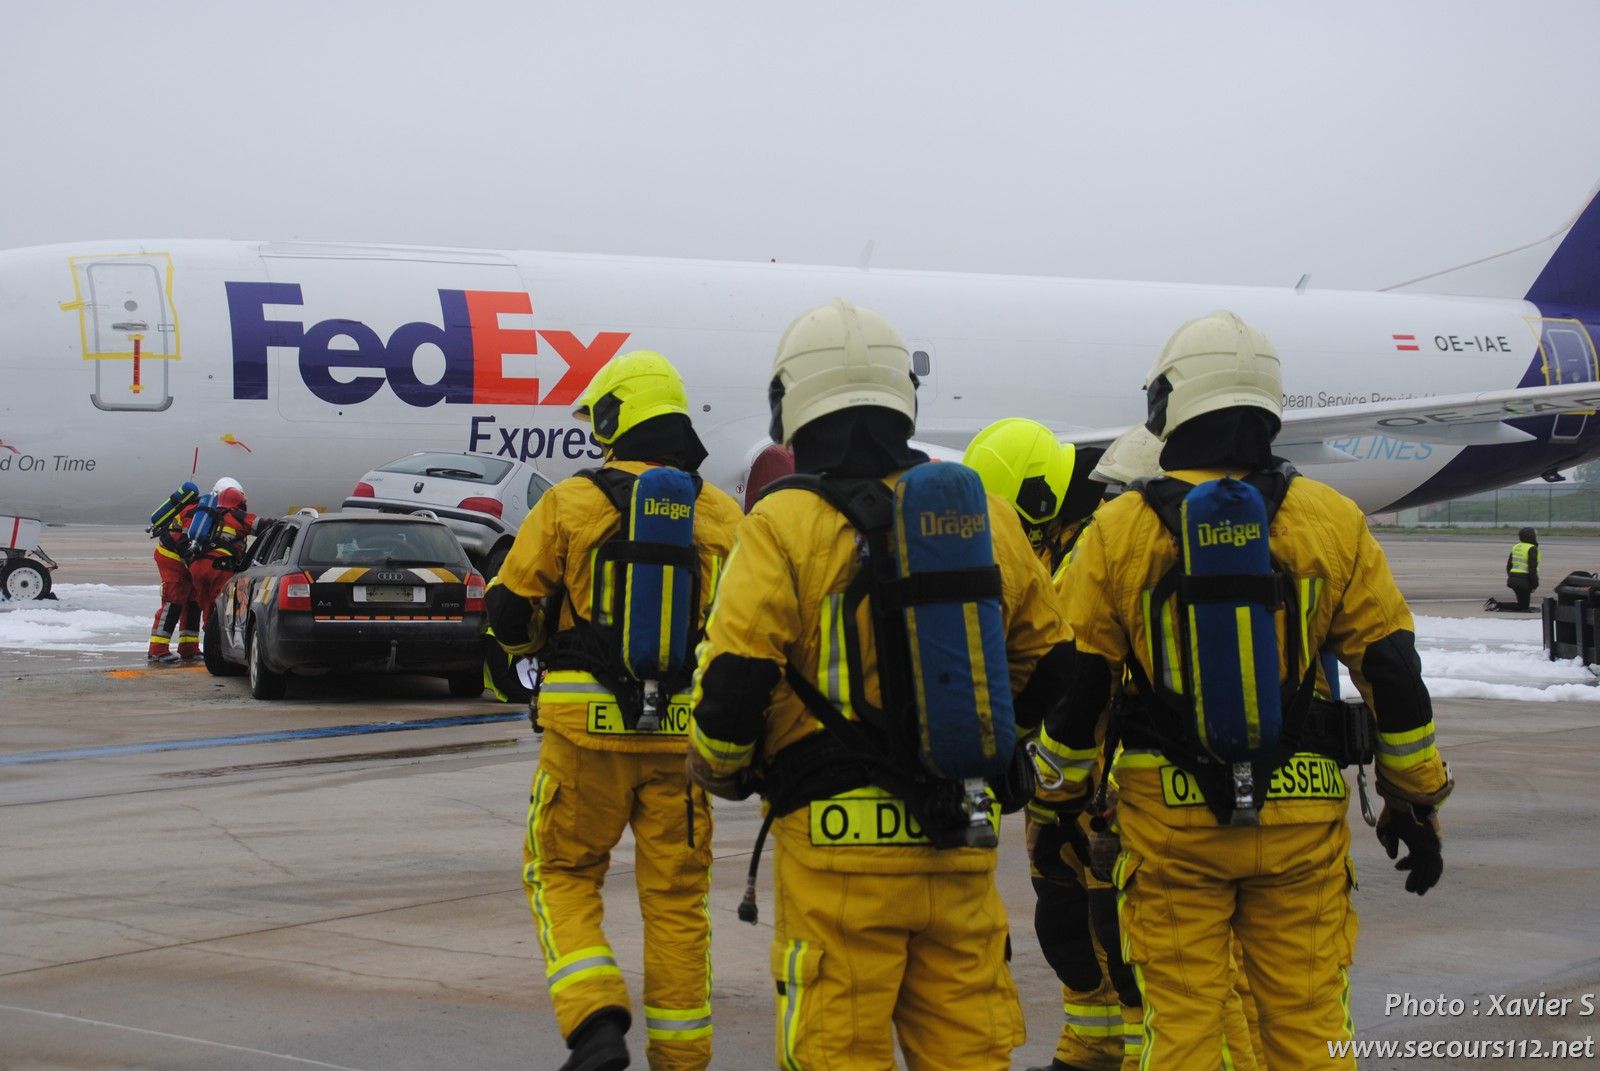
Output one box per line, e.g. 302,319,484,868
992,739,1039,814
1376,803,1443,895
1030,816,1090,884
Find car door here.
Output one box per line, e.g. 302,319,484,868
227,520,291,649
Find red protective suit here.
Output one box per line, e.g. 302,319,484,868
189,496,257,627
149,507,200,660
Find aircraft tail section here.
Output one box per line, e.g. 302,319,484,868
1384,180,1600,305
1524,181,1600,311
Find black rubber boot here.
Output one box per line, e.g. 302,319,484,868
559,1007,631,1071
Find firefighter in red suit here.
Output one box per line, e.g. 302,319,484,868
148,502,201,663
189,484,259,628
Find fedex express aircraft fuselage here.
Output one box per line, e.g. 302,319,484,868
5,191,1600,538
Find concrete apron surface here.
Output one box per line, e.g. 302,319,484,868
1,529,1598,1070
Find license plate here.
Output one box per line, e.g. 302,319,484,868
361,584,417,602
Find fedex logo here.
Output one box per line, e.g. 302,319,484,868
226,281,629,407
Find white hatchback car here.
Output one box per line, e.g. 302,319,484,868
343,451,553,576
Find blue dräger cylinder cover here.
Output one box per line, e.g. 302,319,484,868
150,482,199,529
184,490,220,548
1180,478,1281,762
893,463,1016,781
620,467,698,679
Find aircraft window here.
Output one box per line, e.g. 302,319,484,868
123,300,138,312
912,350,931,376
528,471,552,510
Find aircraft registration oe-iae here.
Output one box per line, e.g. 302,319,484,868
4,179,1600,598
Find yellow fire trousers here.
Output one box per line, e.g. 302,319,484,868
1115,807,1357,1070
523,730,714,1070
769,842,1025,1070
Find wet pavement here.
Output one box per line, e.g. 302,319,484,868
2,528,1598,1069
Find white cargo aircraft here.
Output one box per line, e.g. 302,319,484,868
4,182,1600,597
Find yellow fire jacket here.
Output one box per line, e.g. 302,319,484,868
689,473,1071,873
1038,467,1450,827
491,460,742,754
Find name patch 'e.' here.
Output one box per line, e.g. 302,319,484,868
1159,754,1347,808
586,700,691,736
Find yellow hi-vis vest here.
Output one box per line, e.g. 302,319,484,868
1510,542,1534,575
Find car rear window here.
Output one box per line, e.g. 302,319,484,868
378,453,512,484
301,521,470,569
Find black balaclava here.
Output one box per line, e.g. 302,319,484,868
791,406,927,478
1520,527,1538,544
608,413,708,472
1062,445,1107,524
1159,407,1280,471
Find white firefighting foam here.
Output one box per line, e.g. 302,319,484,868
1,589,1597,699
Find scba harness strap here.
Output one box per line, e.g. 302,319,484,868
1123,463,1323,825
539,466,704,730
753,472,1016,849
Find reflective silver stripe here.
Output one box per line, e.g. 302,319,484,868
540,682,615,696
1377,732,1436,757
823,593,845,702
1064,1011,1123,1034
546,952,617,987
645,1012,712,1033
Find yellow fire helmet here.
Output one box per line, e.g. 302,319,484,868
768,298,916,446
574,350,691,446
961,417,1076,536
1143,309,1282,440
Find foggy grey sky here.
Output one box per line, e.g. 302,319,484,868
5,1,1600,292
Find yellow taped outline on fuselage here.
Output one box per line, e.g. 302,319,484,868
64,252,183,362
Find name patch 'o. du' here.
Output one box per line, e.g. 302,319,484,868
807,793,999,846
1159,754,1347,808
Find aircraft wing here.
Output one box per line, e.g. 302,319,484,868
1047,381,1600,466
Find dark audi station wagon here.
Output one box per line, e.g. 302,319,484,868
205,512,488,700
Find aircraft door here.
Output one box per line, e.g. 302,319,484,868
70,255,180,412
1537,319,1598,442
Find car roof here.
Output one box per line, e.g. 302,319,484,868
301,511,453,527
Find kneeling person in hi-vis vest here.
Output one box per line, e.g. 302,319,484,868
487,350,742,1071
1032,311,1454,1070
688,300,1073,1071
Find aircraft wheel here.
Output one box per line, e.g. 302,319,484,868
0,559,51,601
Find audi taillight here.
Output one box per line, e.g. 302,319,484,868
351,482,376,497
278,572,313,611
465,572,486,612
458,496,503,518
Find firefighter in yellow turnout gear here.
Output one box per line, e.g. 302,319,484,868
1034,311,1453,1070
488,351,742,1071
964,418,1128,1071
688,301,1074,1070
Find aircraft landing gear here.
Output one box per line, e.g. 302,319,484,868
1,547,57,601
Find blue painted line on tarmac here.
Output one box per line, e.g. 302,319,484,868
0,712,526,767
